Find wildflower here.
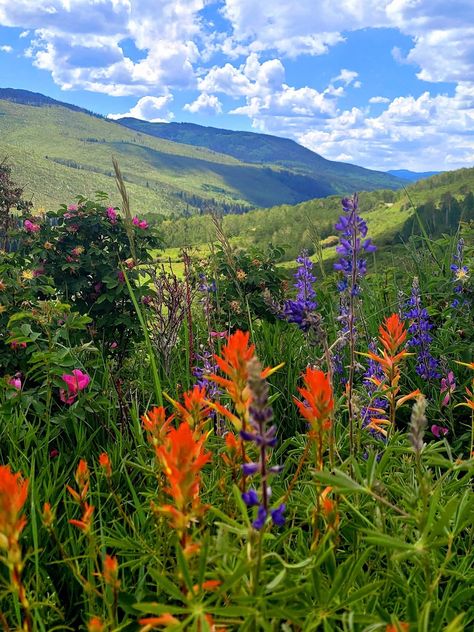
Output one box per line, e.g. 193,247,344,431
408,395,427,454
98,452,112,478
42,502,55,529
59,369,90,405
0,465,28,549
451,237,470,307
236,269,247,281
24,219,40,233
386,624,409,632
333,193,376,292
8,375,22,390
404,277,440,380
10,340,27,350
320,486,339,531
0,279,6,291
124,257,135,269
431,424,449,438
365,314,421,433
229,299,241,313
142,406,175,447
117,270,126,284
21,269,34,280
66,458,90,504
43,241,54,250
440,371,456,406
132,215,148,229
139,614,180,630
280,250,318,331
294,367,333,469
362,339,388,442
166,385,211,431
103,554,120,589
209,330,282,431
87,617,106,632
71,245,84,256
49,449,59,459
67,204,78,212
69,502,94,533
0,305,6,314
154,421,210,543
240,357,284,530
106,206,118,223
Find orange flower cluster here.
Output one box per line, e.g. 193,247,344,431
142,405,175,447
67,459,94,533
154,421,211,547
166,385,211,430
365,314,421,435
294,367,334,469
209,330,282,431
0,465,28,552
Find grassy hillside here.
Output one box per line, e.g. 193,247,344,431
117,118,404,193
160,167,474,262
0,97,339,214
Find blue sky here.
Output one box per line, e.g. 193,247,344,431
0,0,473,171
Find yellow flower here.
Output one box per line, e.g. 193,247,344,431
43,241,54,250
455,268,470,283
236,269,247,281
21,270,34,280
0,305,6,314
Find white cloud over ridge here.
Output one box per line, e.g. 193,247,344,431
0,1,473,169
108,94,174,122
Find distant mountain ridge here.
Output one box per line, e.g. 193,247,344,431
386,169,442,182
117,117,404,193
1,87,404,214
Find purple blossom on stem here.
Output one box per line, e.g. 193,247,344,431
404,277,440,380
281,250,317,331
240,357,285,530
440,371,456,406
333,193,376,457
333,194,376,294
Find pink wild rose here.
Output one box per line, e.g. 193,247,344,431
24,219,40,233
8,376,22,390
106,207,118,223
59,369,90,405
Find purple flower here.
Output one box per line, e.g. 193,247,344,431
431,424,449,438
242,489,259,507
333,193,376,291
404,277,440,380
281,250,318,331
450,238,470,308
252,506,268,530
440,371,456,406
271,504,286,527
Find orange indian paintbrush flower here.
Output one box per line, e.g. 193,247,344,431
294,367,334,469
142,406,175,446
165,385,211,430
209,330,283,430
155,421,211,536
365,313,421,435
0,465,29,550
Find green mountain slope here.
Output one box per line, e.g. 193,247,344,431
117,118,404,194
161,166,474,261
0,91,344,213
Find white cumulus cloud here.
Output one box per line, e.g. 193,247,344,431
184,93,222,114
108,95,174,122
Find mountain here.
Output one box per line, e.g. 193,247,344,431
117,118,404,193
160,166,474,260
0,88,404,215
386,169,442,182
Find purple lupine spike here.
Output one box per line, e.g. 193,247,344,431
404,277,440,380
280,250,318,331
